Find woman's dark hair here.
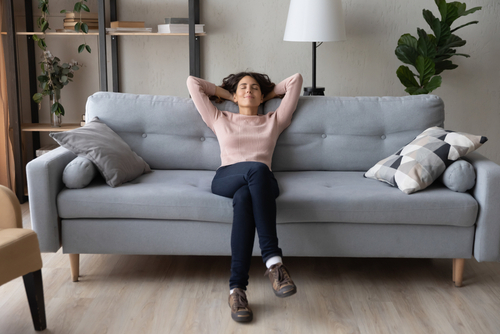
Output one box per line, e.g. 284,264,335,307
211,72,275,103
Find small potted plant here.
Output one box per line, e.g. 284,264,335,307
31,48,82,127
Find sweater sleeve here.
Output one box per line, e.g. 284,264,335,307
186,76,221,132
273,73,303,132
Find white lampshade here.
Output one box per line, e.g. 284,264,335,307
284,0,346,42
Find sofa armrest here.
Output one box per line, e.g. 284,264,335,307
462,152,500,262
26,147,76,252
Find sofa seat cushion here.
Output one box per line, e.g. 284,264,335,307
275,171,477,227
57,170,478,227
58,170,232,223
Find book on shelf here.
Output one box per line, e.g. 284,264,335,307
64,21,99,28
164,18,189,24
64,18,98,23
106,27,153,33
157,24,205,34
56,29,99,33
65,12,98,19
110,21,145,28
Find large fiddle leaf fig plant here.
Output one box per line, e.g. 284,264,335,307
395,0,481,95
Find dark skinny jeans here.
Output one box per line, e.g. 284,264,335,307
211,161,283,290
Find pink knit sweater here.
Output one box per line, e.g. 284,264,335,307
187,73,303,169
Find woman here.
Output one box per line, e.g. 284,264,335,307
187,71,303,322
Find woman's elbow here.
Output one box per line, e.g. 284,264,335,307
187,76,201,91
294,73,303,84
285,73,303,89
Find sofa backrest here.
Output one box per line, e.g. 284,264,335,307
86,92,444,171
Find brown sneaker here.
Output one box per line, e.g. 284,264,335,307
264,263,297,298
228,288,253,323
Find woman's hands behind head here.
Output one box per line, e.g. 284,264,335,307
212,86,233,104
263,91,284,103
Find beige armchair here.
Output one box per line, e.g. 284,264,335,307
0,185,46,331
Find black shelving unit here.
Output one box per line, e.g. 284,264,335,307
4,0,203,202
3,0,25,202
104,0,201,92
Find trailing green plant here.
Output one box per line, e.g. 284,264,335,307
395,0,481,95
34,0,50,51
61,0,92,53
32,0,86,116
34,0,91,54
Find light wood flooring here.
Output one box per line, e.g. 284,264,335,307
1,203,500,334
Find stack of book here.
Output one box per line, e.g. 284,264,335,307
81,114,86,127
61,12,99,31
106,21,152,33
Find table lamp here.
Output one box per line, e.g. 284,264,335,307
284,0,346,96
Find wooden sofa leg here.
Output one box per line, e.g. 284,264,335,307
69,254,80,282
453,258,465,287
22,269,47,331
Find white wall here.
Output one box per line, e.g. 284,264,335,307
18,0,500,163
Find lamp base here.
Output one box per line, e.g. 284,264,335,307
303,87,325,96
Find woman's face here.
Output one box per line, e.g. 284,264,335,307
233,76,264,108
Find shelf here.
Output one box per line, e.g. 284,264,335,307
22,123,81,132
17,31,206,36
17,31,99,36
108,32,206,36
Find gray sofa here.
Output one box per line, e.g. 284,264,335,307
26,92,500,286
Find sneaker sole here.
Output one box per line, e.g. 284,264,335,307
273,286,297,298
231,312,253,323
228,301,253,323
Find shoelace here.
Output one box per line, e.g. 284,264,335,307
231,289,249,311
265,264,292,286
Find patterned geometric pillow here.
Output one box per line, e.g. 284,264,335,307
364,127,487,194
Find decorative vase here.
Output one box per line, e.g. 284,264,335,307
49,94,62,127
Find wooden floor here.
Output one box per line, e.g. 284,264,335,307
2,204,500,334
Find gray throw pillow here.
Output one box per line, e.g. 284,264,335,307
50,117,151,187
63,157,98,189
439,159,476,192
